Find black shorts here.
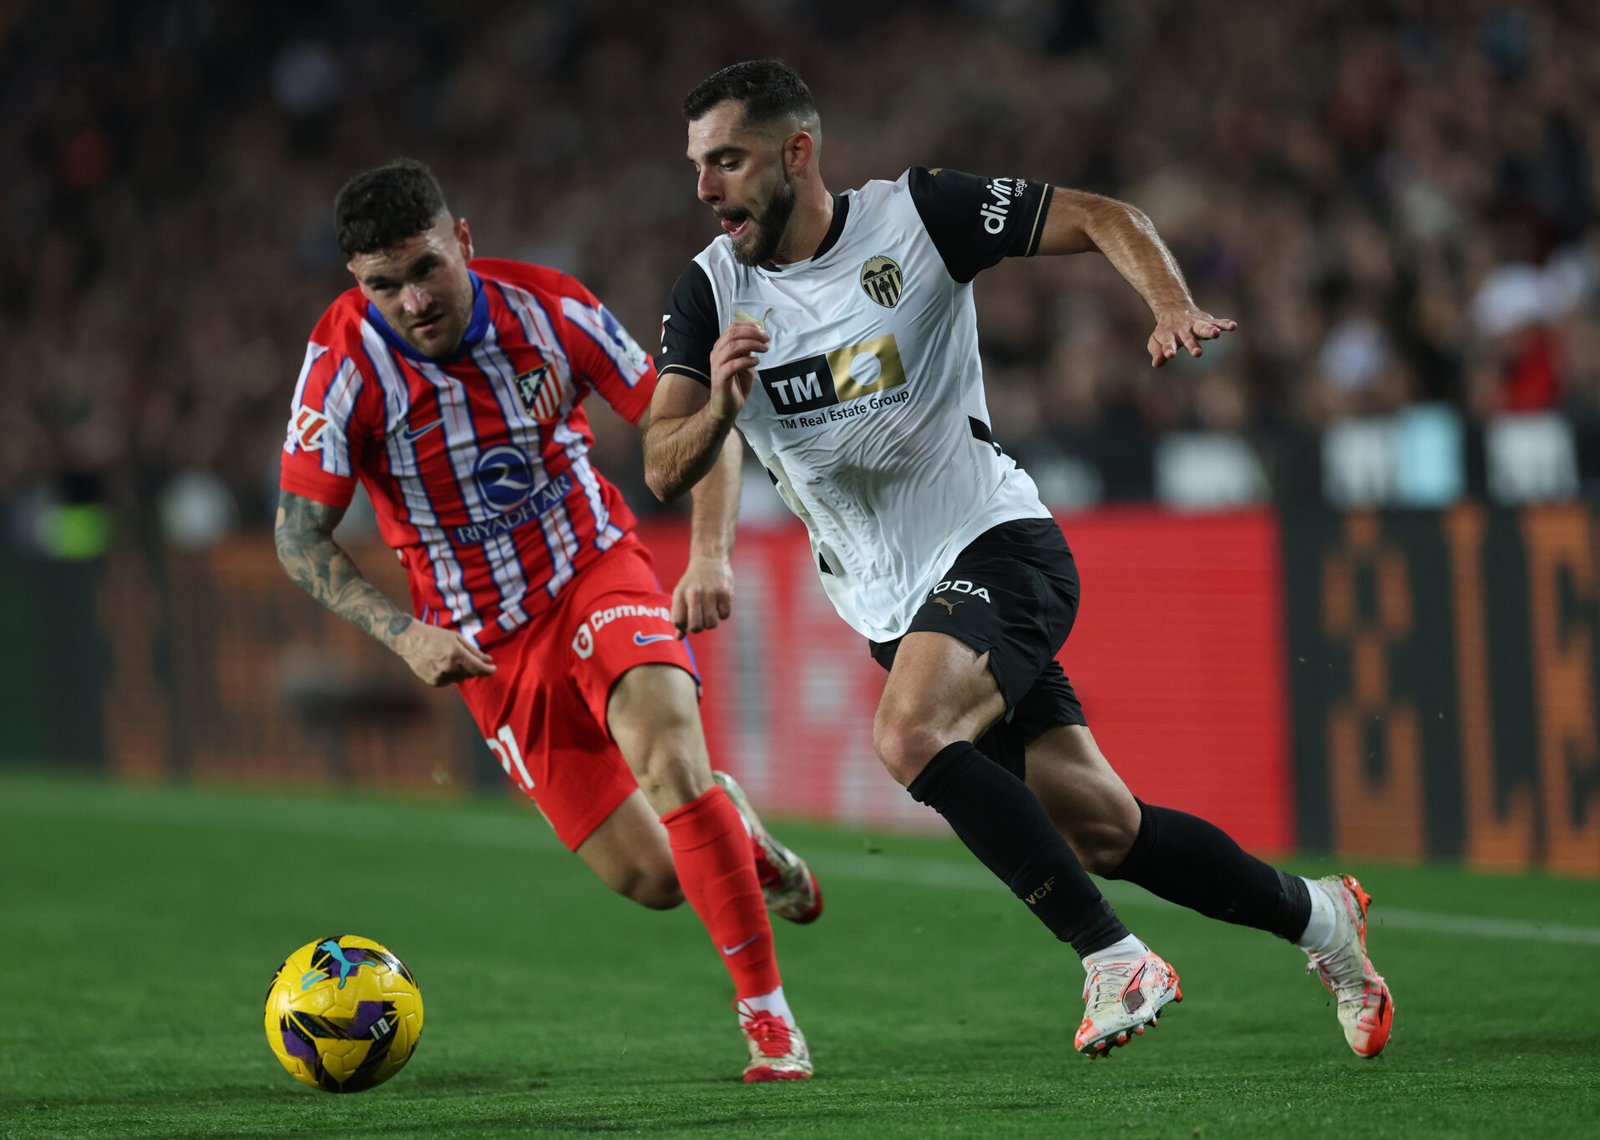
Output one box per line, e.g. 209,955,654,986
869,517,1087,777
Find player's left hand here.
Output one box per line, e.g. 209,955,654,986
671,554,734,637
1148,306,1237,367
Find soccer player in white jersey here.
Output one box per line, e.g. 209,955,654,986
275,159,819,1081
644,60,1392,1060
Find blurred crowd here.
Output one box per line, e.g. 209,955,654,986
3,0,1598,553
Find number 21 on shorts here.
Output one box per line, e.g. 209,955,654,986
485,725,533,789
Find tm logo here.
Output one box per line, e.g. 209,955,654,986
758,333,906,414
300,941,381,991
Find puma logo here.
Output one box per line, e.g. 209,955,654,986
301,941,380,991
1121,962,1149,1013
931,596,964,614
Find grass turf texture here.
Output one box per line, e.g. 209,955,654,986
3,772,1598,1138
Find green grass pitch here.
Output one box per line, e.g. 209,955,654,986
3,771,1598,1138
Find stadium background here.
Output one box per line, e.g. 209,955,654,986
2,0,1598,878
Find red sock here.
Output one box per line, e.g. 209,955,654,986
662,785,781,999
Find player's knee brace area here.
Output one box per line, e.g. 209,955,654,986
1101,799,1159,882
872,717,951,788
904,741,982,805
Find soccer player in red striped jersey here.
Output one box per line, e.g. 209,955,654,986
275,159,817,1081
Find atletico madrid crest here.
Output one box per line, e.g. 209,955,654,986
515,365,561,423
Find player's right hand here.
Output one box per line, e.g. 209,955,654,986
1148,305,1237,368
708,321,766,420
394,620,497,687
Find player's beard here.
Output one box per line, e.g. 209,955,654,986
405,312,464,357
731,176,797,267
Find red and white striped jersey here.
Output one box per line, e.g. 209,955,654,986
280,258,656,648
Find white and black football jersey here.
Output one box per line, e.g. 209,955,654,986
659,167,1056,642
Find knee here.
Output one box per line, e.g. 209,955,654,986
613,859,684,910
871,711,949,788
1070,815,1140,876
632,747,697,803
629,736,710,811
609,670,710,810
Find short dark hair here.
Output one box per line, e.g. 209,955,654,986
683,59,816,127
334,159,450,259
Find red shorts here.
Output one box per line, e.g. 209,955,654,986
455,537,698,851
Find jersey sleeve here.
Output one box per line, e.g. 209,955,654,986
656,262,718,389
278,340,367,509
552,273,657,425
906,166,1054,284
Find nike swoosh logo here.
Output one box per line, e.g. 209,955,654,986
403,419,443,443
721,934,759,956
633,632,675,646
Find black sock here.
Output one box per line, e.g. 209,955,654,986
908,742,1128,958
1105,800,1311,941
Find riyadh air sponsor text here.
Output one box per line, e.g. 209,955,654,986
452,472,571,543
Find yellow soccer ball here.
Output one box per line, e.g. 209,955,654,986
263,935,424,1093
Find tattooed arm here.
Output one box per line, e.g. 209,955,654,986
275,490,496,686
274,491,411,644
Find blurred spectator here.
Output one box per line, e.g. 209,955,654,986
1309,299,1410,425
2,0,1599,544
1467,259,1578,414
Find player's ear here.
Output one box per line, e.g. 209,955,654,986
455,218,474,262
784,131,815,178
